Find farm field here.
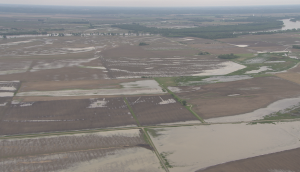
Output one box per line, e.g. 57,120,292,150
0,129,164,172
0,97,137,135
2,8,300,172
174,76,300,119
148,122,300,172
126,95,200,125
197,147,300,172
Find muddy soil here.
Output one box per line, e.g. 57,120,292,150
127,95,199,125
197,148,300,172
177,76,300,119
0,97,137,135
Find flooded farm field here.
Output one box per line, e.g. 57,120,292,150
176,76,300,119
126,95,200,125
148,122,300,172
1,10,300,172
0,129,163,172
16,80,164,97
100,44,244,78
0,97,137,135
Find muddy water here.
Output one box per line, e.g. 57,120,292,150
280,19,300,30
206,97,300,123
60,147,164,172
245,66,272,74
192,61,246,76
149,122,300,172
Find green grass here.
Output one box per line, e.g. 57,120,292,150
146,128,164,138
154,77,177,87
160,152,173,168
123,97,141,126
228,53,300,76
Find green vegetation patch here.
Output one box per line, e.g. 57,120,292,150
146,128,164,138
139,42,149,46
292,45,300,49
228,53,299,76
160,152,173,168
218,53,239,59
263,105,300,121
198,51,210,55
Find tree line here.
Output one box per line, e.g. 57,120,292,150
112,21,284,39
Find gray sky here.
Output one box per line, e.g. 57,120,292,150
1,0,300,7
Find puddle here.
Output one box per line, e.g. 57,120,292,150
245,66,272,74
150,122,300,172
30,58,98,72
265,61,286,63
228,94,240,96
80,66,106,70
289,56,298,59
200,75,252,84
192,61,246,76
0,92,14,97
168,87,182,93
0,39,37,46
206,97,300,123
88,98,107,108
0,102,7,106
0,87,17,91
235,45,249,48
239,87,261,90
158,96,176,105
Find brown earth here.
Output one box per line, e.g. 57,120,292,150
197,148,300,172
101,44,199,58
0,66,106,82
127,95,199,125
0,97,137,135
19,78,141,92
177,76,300,119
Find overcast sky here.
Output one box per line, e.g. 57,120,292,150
1,0,300,7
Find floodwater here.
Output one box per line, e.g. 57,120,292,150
0,92,14,97
245,66,272,74
200,75,252,84
149,122,300,172
192,61,246,76
60,147,164,172
280,19,300,30
206,97,300,123
16,80,165,96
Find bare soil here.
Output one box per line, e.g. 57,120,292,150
197,148,300,172
177,76,300,119
19,78,140,92
126,95,199,125
0,97,137,135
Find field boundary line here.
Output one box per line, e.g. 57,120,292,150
2,118,300,139
123,97,141,126
154,78,205,123
143,128,170,172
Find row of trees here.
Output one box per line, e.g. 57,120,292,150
293,45,300,49
112,21,284,39
218,53,239,59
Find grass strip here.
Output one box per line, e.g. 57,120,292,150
143,128,170,172
154,78,205,123
123,97,141,127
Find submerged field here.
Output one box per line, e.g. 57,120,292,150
0,129,164,172
1,11,300,172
